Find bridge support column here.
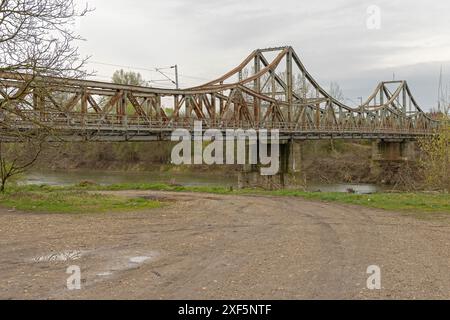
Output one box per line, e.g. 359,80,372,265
237,139,303,189
237,164,260,189
283,139,304,186
237,139,260,189
286,139,303,174
370,139,417,182
371,139,416,162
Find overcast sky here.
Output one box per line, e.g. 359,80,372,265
75,0,450,109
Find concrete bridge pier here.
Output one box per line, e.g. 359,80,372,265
370,139,417,181
371,139,416,162
237,163,260,189
237,139,303,189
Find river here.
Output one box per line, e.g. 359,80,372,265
21,169,382,194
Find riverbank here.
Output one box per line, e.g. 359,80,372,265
32,140,385,185
1,184,448,214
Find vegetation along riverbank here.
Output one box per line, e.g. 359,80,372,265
0,184,448,214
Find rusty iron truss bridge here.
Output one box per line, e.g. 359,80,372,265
0,46,440,142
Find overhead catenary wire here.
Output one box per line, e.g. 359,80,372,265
85,75,178,89
87,60,210,82
88,60,172,73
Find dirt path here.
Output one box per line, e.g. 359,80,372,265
0,191,449,300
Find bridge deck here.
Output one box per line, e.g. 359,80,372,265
3,112,433,142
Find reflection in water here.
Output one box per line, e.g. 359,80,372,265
23,170,237,187
23,170,381,194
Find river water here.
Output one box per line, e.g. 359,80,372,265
23,170,236,187
22,169,382,194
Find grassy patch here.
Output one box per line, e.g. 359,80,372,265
0,188,162,213
269,190,450,213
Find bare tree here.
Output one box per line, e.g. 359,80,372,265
112,69,146,86
0,0,92,118
109,69,148,115
0,0,92,191
0,132,46,192
440,83,449,117
0,0,91,76
329,81,345,103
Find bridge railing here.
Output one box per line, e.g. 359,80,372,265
2,110,437,136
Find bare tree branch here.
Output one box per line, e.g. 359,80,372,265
0,0,92,191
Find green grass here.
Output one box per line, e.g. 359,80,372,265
0,187,162,213
269,190,450,213
1,183,448,214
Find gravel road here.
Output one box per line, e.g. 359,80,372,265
0,191,449,299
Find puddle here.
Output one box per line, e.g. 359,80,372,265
32,248,159,284
93,251,159,280
32,250,83,263
97,272,113,277
129,256,151,264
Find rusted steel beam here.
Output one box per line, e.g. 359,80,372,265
0,47,440,137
